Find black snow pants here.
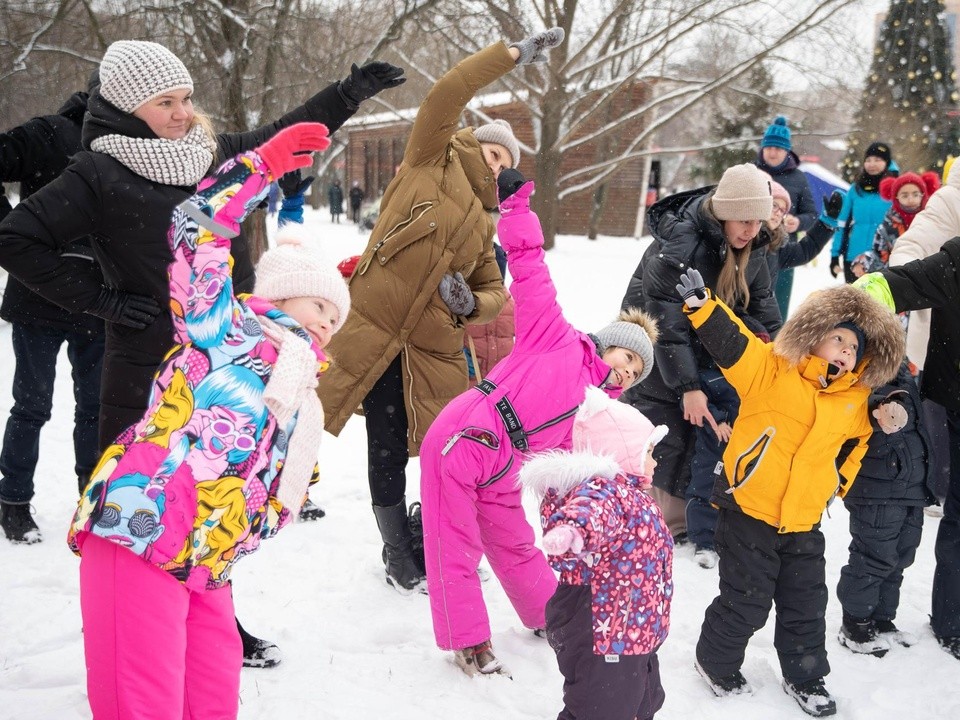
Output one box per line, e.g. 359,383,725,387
546,584,665,720
696,509,830,684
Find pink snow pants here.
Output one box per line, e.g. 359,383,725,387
79,535,242,719
420,424,558,650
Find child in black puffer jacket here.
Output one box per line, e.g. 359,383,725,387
836,361,937,656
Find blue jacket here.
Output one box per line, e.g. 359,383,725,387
831,185,891,261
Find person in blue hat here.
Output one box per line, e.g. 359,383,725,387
755,115,817,318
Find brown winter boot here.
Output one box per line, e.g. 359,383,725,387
453,640,511,678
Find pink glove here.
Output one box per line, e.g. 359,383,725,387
499,180,535,217
542,525,585,555
256,123,331,179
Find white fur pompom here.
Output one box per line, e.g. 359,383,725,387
576,385,612,422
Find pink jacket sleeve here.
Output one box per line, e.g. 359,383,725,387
496,184,579,354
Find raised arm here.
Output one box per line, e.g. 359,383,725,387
497,181,578,353
171,123,331,347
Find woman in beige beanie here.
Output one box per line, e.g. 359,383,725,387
619,163,782,544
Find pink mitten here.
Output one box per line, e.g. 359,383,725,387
256,123,331,179
542,525,585,555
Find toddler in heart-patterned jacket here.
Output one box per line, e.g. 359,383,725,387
521,385,673,720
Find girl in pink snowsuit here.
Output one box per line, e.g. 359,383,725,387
419,172,660,676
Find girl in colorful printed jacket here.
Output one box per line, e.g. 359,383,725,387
675,270,905,718
419,170,659,677
66,123,348,720
523,386,673,720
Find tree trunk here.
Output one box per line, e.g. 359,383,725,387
243,209,270,264
587,182,608,240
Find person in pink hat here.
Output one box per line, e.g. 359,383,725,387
522,386,673,720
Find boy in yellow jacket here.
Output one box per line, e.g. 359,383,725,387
675,269,905,717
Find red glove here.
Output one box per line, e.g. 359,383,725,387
256,123,331,179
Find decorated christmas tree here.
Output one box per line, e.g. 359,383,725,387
842,0,960,179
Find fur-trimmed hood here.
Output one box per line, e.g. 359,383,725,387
519,450,621,499
773,284,905,388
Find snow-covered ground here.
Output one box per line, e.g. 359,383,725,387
1,209,958,719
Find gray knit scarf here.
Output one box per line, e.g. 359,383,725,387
90,123,215,186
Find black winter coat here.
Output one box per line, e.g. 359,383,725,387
881,237,960,414
843,364,937,505
764,218,833,290
0,82,356,446
0,93,103,333
756,150,817,237
621,188,782,405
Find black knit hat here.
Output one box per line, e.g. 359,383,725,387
864,141,892,166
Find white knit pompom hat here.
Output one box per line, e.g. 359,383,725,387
99,40,194,113
711,163,773,221
255,225,351,329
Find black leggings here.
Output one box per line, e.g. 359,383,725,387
361,355,409,507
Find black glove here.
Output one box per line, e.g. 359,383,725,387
830,256,841,279
278,169,315,199
337,62,406,108
438,272,476,316
675,268,707,308
497,168,527,204
85,287,162,329
823,190,844,220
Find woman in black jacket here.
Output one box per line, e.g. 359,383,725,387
0,39,404,667
621,164,782,536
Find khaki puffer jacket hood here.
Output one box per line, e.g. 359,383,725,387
773,284,905,389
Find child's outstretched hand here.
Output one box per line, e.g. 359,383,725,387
498,173,535,217
873,401,908,434
257,123,331,179
676,268,707,308
542,525,584,555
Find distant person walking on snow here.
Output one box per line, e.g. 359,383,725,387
349,180,364,223
328,178,344,223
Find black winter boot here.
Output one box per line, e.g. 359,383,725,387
373,499,427,595
838,614,889,657
78,474,90,495
237,619,281,668
0,502,42,544
782,677,837,717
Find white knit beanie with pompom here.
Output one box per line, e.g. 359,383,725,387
255,224,351,328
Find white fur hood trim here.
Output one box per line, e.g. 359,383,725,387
518,450,621,499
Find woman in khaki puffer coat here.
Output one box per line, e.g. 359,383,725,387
318,29,566,593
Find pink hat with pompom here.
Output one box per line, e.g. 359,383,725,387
572,386,668,477
254,224,350,329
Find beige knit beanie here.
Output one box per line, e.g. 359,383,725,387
473,119,521,169
711,163,773,221
255,225,351,328
99,40,193,113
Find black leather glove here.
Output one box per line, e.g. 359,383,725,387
438,272,476,316
85,287,162,329
497,168,527,204
830,257,841,279
278,169,315,199
823,190,844,219
337,62,406,109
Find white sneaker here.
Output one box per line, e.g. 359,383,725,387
695,547,719,569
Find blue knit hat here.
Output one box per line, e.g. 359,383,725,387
761,116,792,151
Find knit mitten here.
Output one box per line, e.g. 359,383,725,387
511,27,565,65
